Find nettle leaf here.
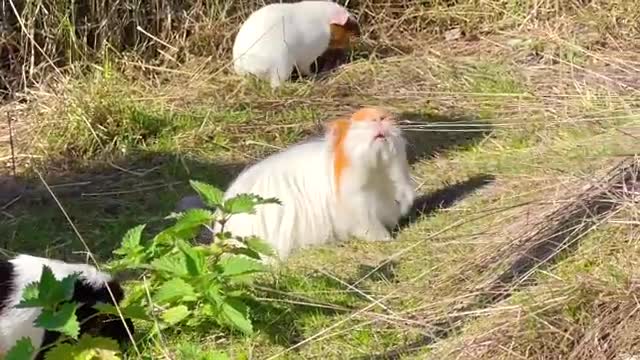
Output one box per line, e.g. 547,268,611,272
17,282,42,308
222,194,281,215
169,209,215,239
220,195,254,215
190,180,224,208
204,285,224,307
16,267,79,309
218,255,267,277
3,337,35,360
93,303,151,322
113,224,146,259
220,297,253,335
176,240,206,276
153,278,198,304
75,335,121,360
226,246,261,261
35,302,80,339
151,253,189,277
161,305,190,326
244,236,276,257
44,335,121,360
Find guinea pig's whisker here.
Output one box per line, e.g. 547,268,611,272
402,128,492,132
398,122,491,127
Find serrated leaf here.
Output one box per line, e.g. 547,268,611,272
218,255,267,277
93,303,151,322
244,236,276,257
58,273,80,303
113,224,146,255
75,335,121,360
151,254,189,277
43,343,77,360
190,180,224,208
176,240,206,276
169,209,215,239
221,195,256,215
17,282,41,308
222,194,281,215
226,246,261,261
153,278,197,304
161,305,190,325
17,267,79,310
35,303,80,339
220,298,253,335
43,335,121,360
3,337,35,360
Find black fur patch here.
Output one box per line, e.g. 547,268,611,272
37,278,134,360
0,259,15,314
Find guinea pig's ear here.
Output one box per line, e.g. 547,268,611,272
330,8,360,36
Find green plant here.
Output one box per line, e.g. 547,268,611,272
108,180,280,336
2,266,134,360
2,180,279,359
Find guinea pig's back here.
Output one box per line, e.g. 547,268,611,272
232,3,295,73
220,140,336,258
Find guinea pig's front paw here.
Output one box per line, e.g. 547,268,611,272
355,226,393,242
397,187,416,215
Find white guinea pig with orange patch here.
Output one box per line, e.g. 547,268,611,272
215,107,416,260
232,1,360,88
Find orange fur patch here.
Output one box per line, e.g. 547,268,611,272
329,108,396,195
351,107,394,122
328,24,352,49
328,118,351,196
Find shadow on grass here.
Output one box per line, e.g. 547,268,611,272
0,107,491,261
399,111,493,165
396,174,496,232
249,270,363,348
0,151,247,262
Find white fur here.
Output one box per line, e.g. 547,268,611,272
0,255,112,354
232,1,355,88
215,114,416,260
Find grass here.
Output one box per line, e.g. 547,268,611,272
2,0,640,358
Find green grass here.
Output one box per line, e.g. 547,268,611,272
3,1,640,359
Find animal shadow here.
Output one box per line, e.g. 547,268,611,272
0,152,247,260
289,48,352,83
395,174,496,233
399,111,493,165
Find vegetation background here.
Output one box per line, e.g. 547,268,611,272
1,0,640,358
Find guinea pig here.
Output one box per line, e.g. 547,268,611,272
0,254,134,359
232,0,360,88
214,107,416,260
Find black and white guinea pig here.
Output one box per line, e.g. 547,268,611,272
0,254,134,359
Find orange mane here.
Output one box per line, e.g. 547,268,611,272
328,117,351,196
350,107,393,122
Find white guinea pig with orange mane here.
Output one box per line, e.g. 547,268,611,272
215,107,416,260
232,1,360,88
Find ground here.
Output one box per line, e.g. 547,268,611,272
1,1,640,359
